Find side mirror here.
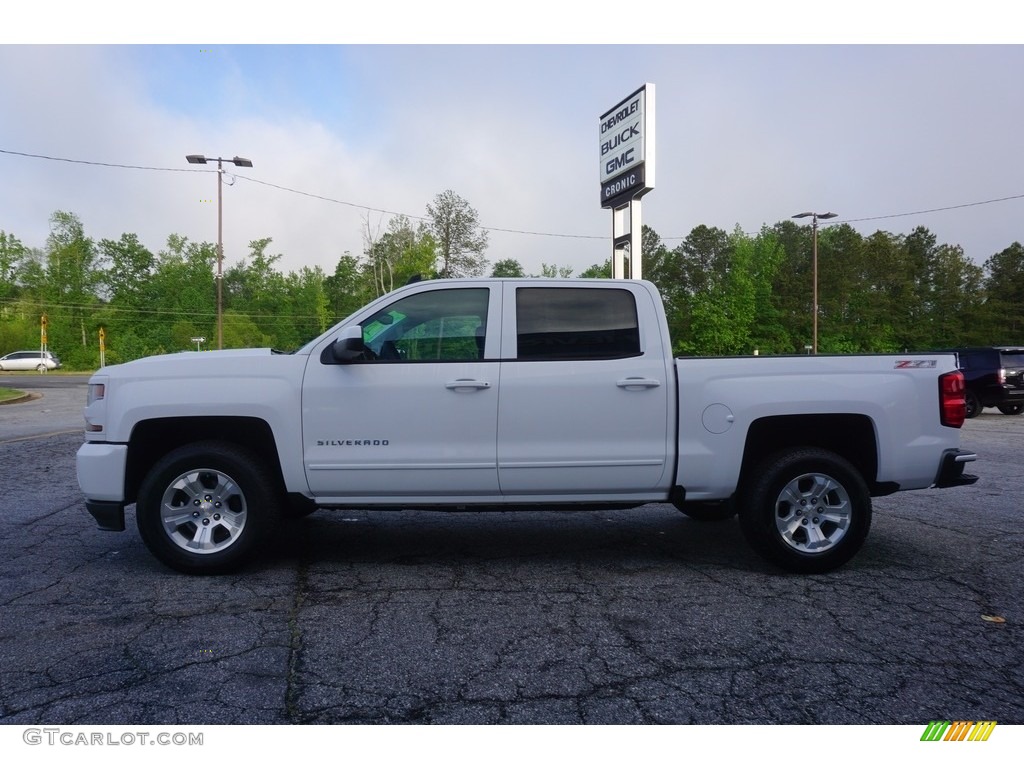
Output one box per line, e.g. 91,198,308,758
328,326,367,363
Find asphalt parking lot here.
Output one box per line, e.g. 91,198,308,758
0,385,1021,726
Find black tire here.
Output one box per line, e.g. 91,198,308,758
965,391,981,419
997,403,1023,416
738,447,871,574
136,441,281,574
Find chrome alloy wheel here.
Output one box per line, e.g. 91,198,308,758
159,468,248,555
773,471,852,554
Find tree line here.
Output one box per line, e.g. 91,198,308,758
1,191,1022,370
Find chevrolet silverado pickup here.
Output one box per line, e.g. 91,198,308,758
77,278,977,575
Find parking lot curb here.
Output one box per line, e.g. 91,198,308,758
0,391,43,406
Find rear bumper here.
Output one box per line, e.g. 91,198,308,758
979,385,1024,406
934,449,978,488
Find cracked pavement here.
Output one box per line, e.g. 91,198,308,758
0,414,1020,725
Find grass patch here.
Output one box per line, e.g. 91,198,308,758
0,387,25,403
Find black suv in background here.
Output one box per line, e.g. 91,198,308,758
949,346,1024,418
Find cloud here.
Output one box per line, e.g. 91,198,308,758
2,44,1023,289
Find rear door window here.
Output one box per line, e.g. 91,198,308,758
515,287,640,360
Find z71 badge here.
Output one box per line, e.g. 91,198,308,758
894,360,937,369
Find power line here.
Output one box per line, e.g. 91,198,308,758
2,147,603,240
233,173,604,241
4,146,1022,243
663,194,1024,242
0,297,324,322
839,194,1024,224
0,148,207,173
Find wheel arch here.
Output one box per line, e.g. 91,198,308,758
125,416,285,505
739,413,883,496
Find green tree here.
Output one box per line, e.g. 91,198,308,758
848,230,903,351
0,231,27,303
145,234,218,354
642,225,685,342
285,265,330,345
815,223,867,353
668,225,733,355
363,215,437,295
93,233,157,365
745,227,789,354
425,190,489,278
224,237,291,344
491,258,525,277
769,219,815,351
538,263,574,278
44,211,104,365
220,309,272,349
928,243,987,346
579,260,612,278
325,253,371,322
100,233,155,306
984,241,1024,340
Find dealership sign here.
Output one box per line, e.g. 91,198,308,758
599,84,655,208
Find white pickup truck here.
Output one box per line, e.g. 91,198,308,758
77,278,977,575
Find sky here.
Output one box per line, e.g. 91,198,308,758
2,5,1023,282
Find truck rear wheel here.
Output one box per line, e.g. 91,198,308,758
738,447,871,573
136,441,280,574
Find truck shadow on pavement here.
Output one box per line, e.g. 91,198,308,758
263,505,769,574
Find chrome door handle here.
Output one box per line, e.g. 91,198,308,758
616,378,661,390
445,379,491,391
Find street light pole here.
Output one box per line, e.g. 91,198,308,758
793,211,837,354
186,154,253,350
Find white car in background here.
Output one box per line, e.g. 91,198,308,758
0,350,62,372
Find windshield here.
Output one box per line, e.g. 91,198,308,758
999,352,1024,369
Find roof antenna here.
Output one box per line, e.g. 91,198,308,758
406,274,422,285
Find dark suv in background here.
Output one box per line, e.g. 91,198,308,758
949,346,1024,418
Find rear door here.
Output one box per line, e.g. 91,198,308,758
496,282,673,498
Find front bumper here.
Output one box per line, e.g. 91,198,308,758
934,448,979,488
86,500,126,531
77,442,129,531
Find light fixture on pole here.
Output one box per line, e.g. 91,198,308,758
792,210,837,355
186,154,254,350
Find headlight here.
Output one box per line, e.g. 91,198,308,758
87,382,105,405
85,378,108,434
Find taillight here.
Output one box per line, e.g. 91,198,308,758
998,368,1006,385
939,371,966,428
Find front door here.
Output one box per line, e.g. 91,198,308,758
302,285,501,503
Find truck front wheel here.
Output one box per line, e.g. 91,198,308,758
738,448,871,574
136,441,280,574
